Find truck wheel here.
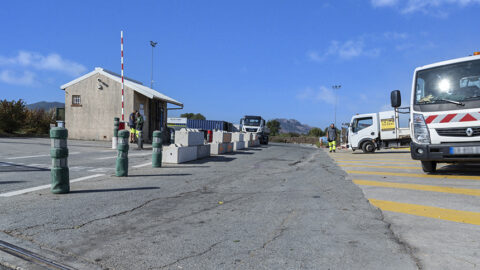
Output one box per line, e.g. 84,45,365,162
362,141,375,153
421,161,437,174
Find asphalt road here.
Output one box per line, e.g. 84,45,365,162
331,148,480,270
0,137,152,194
0,139,417,269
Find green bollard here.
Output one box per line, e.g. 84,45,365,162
152,130,163,168
50,127,69,194
113,117,119,137
116,130,130,177
113,117,119,149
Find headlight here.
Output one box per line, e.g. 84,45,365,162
412,113,431,144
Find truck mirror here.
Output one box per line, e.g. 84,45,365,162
391,90,401,108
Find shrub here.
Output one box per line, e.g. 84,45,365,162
24,108,55,134
0,99,27,133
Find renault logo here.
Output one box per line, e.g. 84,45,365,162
466,128,474,136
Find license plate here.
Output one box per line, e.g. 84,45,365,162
449,146,480,155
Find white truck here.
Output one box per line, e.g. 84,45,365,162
394,52,480,173
348,110,411,153
240,115,269,144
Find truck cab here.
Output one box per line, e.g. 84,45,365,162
348,111,410,153
240,115,269,144
405,53,480,173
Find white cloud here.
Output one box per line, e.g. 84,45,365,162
297,86,336,105
0,51,87,76
371,0,398,7
306,51,324,62
384,31,408,40
308,38,381,62
0,70,36,86
372,0,480,15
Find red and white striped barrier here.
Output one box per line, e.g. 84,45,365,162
425,112,480,124
121,30,124,121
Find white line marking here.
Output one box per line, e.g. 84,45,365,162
6,152,80,160
0,174,105,197
88,168,111,172
95,152,151,160
132,162,152,168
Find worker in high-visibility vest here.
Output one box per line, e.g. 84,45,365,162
135,111,144,139
327,123,338,153
128,110,137,143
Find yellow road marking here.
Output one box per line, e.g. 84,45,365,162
340,164,420,170
347,170,480,181
334,158,414,162
369,199,480,226
336,160,418,165
354,179,480,196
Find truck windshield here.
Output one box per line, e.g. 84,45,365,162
244,118,261,126
415,59,480,105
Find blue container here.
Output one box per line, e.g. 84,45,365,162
187,119,230,131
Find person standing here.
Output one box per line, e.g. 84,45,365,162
129,110,137,143
135,111,144,140
327,123,338,153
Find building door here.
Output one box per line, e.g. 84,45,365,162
148,100,162,141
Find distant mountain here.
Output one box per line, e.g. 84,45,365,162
274,118,312,134
27,101,64,111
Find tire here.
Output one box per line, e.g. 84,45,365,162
421,161,437,174
362,141,375,153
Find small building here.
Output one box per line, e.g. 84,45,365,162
60,67,183,142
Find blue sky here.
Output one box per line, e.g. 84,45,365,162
1,0,480,128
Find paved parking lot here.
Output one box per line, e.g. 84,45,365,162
0,137,153,196
330,149,480,269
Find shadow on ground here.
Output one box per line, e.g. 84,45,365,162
128,173,192,177
436,163,480,176
186,156,236,164
0,162,49,172
351,151,410,154
0,181,26,184
70,187,160,194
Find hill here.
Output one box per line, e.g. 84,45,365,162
274,118,312,134
26,101,64,111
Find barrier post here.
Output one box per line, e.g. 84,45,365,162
116,130,129,177
113,117,119,149
152,130,163,167
50,127,69,194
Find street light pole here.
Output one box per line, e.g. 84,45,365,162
150,41,157,89
332,85,342,128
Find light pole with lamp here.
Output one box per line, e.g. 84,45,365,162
150,41,158,89
332,85,341,128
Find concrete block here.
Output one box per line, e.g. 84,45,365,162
162,145,197,164
197,144,211,159
226,142,234,152
175,130,204,146
213,131,232,143
210,143,227,155
234,141,245,151
244,132,253,141
232,132,244,142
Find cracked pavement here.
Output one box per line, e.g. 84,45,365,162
0,142,417,269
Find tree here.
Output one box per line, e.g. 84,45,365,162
180,113,206,120
0,99,27,133
24,108,55,134
308,127,324,137
266,120,281,136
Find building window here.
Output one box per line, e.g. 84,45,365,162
72,95,81,106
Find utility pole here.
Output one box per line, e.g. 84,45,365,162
150,41,158,89
332,85,342,128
